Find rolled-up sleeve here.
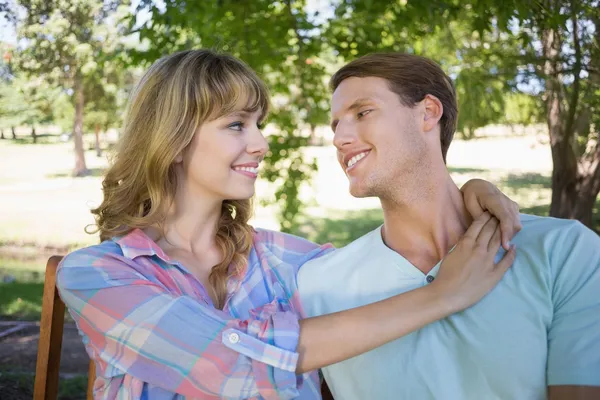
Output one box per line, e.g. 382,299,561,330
223,299,302,398
57,249,303,399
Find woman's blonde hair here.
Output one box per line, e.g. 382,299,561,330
90,49,270,308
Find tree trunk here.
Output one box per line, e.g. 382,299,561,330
31,126,37,144
544,8,600,229
11,126,16,139
94,123,102,157
464,127,475,140
72,74,89,177
1,129,4,139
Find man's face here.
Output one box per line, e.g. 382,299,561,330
330,76,429,199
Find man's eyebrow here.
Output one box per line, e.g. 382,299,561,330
330,97,375,131
347,97,375,111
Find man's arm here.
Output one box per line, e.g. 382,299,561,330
548,386,600,400
546,221,600,395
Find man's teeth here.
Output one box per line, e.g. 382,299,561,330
347,152,368,168
233,166,258,174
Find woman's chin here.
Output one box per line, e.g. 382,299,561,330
226,190,255,201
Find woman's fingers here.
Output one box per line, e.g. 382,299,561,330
494,245,517,275
475,217,499,250
462,212,492,245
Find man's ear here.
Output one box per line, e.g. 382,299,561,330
422,94,444,132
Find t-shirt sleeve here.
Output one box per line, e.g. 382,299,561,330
546,221,600,386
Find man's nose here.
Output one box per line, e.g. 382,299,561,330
333,120,357,151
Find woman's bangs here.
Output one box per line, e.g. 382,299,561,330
207,70,270,121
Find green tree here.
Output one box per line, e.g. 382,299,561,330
15,0,129,175
0,43,24,138
0,78,28,138
0,74,57,143
83,63,131,157
501,93,545,127
461,0,600,226
20,77,58,142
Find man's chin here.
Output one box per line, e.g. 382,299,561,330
348,184,370,199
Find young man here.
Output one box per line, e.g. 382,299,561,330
298,53,600,400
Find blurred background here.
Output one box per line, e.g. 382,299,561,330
0,0,598,397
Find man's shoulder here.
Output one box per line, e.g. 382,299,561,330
299,226,382,277
519,213,580,230
516,214,600,276
517,213,596,246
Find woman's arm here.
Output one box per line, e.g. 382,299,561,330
461,178,522,249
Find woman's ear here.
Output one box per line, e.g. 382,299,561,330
174,152,183,163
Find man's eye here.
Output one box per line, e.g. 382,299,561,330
357,110,372,118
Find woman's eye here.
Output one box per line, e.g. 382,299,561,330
357,109,372,118
228,122,244,131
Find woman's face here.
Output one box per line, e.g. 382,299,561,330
176,106,269,202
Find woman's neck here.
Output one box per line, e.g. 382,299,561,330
150,170,224,256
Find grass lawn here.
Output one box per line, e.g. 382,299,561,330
0,282,45,320
0,364,88,400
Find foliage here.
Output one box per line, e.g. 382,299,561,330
501,92,545,127
0,46,58,134
13,0,131,174
0,76,29,129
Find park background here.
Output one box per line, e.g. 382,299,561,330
0,0,599,398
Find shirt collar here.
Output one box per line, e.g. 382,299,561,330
114,228,171,262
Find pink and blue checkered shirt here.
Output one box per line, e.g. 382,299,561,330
57,228,334,399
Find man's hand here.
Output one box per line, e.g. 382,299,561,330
461,178,522,250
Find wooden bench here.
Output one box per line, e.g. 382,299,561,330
33,256,95,400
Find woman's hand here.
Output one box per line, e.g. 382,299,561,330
432,212,516,313
461,178,522,250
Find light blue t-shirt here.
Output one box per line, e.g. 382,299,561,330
298,214,600,400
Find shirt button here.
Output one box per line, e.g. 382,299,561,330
426,275,435,283
228,333,240,344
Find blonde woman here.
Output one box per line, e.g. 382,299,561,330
57,49,518,399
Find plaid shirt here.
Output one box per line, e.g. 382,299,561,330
57,228,334,399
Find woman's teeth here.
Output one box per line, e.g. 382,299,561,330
233,166,258,174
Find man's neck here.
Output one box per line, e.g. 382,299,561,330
380,174,471,275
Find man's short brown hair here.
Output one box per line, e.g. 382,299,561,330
330,52,458,162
